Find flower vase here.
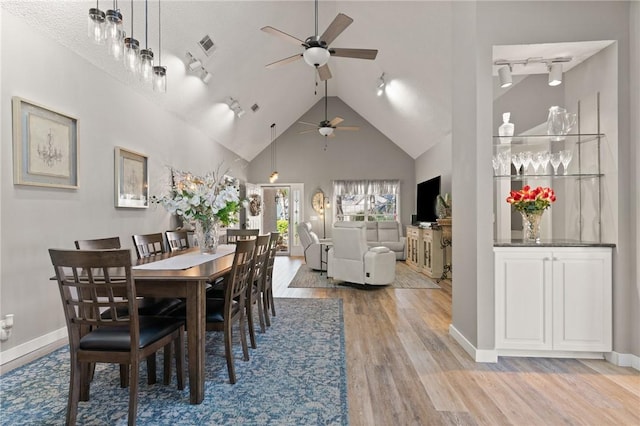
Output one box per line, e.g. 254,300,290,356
520,210,544,243
195,218,219,254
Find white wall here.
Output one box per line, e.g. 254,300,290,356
0,11,247,362
450,0,635,357
630,0,640,358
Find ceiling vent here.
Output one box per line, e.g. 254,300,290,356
251,103,260,113
198,35,216,56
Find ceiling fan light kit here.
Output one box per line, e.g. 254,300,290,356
319,127,334,136
303,46,330,67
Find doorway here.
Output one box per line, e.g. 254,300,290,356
260,184,303,256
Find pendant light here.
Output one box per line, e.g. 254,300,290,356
88,0,106,44
123,0,140,73
139,0,154,82
153,0,167,92
269,123,278,183
105,1,124,59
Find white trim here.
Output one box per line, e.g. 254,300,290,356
0,327,67,366
605,351,640,371
449,324,498,363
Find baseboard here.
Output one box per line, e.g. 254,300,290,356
605,351,640,371
0,327,67,366
449,324,498,363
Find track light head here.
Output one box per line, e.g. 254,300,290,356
498,65,513,88
186,52,202,71
548,62,563,86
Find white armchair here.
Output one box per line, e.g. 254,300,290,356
327,222,396,286
297,222,330,271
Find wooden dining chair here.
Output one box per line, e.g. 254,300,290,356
165,230,190,252
74,236,122,250
245,234,271,347
131,233,166,258
262,232,279,327
226,229,259,244
48,249,185,426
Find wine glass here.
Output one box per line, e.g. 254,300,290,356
492,155,500,176
498,151,511,175
521,151,532,175
511,153,523,176
550,152,562,175
530,152,541,175
560,149,573,175
538,151,550,175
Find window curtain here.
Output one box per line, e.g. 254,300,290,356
332,179,400,220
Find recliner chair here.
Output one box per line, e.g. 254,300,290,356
327,222,396,286
297,222,330,271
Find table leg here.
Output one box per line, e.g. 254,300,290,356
186,281,206,404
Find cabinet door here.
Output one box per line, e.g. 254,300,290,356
495,250,553,350
552,250,612,351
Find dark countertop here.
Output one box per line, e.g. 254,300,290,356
494,239,616,248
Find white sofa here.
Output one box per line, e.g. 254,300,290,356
334,221,406,260
327,222,396,286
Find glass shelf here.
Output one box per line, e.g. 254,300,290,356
492,133,604,146
493,173,603,180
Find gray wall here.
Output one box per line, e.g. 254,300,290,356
630,0,639,358
451,0,637,357
247,96,416,238
0,11,247,358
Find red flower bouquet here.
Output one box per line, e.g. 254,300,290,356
506,185,556,213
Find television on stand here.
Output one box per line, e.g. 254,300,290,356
416,176,441,224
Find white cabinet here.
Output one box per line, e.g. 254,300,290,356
495,246,612,355
406,226,443,279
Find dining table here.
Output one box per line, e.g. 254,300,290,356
131,244,236,404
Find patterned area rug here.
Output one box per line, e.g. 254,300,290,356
289,261,441,289
0,299,347,426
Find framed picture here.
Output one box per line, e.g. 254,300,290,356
12,97,79,189
115,147,149,208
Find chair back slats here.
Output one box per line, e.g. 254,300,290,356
74,237,121,250
165,230,190,252
227,240,256,306
226,229,259,244
252,235,271,286
132,233,166,259
265,232,279,285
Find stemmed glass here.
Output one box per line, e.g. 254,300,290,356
498,151,511,175
511,153,523,176
521,151,532,175
492,155,500,176
550,152,562,175
560,149,573,175
530,152,541,175
538,151,550,175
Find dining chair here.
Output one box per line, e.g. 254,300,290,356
131,233,166,258
245,234,271,347
226,228,259,244
262,232,279,327
48,248,185,426
74,236,122,250
165,230,190,252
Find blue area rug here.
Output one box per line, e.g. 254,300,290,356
0,298,347,425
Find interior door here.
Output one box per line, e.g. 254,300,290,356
260,184,303,256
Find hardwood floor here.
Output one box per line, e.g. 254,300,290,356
273,256,640,426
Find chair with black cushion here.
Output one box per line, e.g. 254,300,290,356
165,230,190,252
48,249,185,426
262,232,279,327
245,234,271,347
132,233,166,258
226,229,259,244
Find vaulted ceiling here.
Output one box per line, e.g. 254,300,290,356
3,0,455,161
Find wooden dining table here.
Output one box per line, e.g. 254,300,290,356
131,246,235,404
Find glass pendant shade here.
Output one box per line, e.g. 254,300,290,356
303,47,330,67
108,29,125,60
153,66,167,92
139,49,154,82
124,37,140,73
104,9,123,42
88,8,106,44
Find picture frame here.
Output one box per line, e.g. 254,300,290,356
115,147,149,208
12,97,79,189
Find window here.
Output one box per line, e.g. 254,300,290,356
333,180,400,222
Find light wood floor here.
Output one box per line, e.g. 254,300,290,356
274,256,640,426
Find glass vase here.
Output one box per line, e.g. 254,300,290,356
194,218,219,254
520,210,544,243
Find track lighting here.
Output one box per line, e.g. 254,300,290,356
227,98,245,117
186,52,202,71
548,62,563,86
200,68,212,84
376,72,386,96
494,56,571,88
498,65,512,88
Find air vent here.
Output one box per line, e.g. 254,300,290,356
199,35,216,56
251,103,260,112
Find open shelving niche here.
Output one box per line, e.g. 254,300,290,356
493,95,604,243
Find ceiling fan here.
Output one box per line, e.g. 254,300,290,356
299,81,359,137
261,0,378,81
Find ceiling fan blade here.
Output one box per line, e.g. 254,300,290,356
299,129,318,135
336,126,360,131
328,133,337,138
317,64,332,81
329,117,344,127
261,26,305,46
266,54,303,69
320,13,353,46
298,121,319,127
330,48,378,60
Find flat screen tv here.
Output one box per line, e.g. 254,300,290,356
416,176,441,223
